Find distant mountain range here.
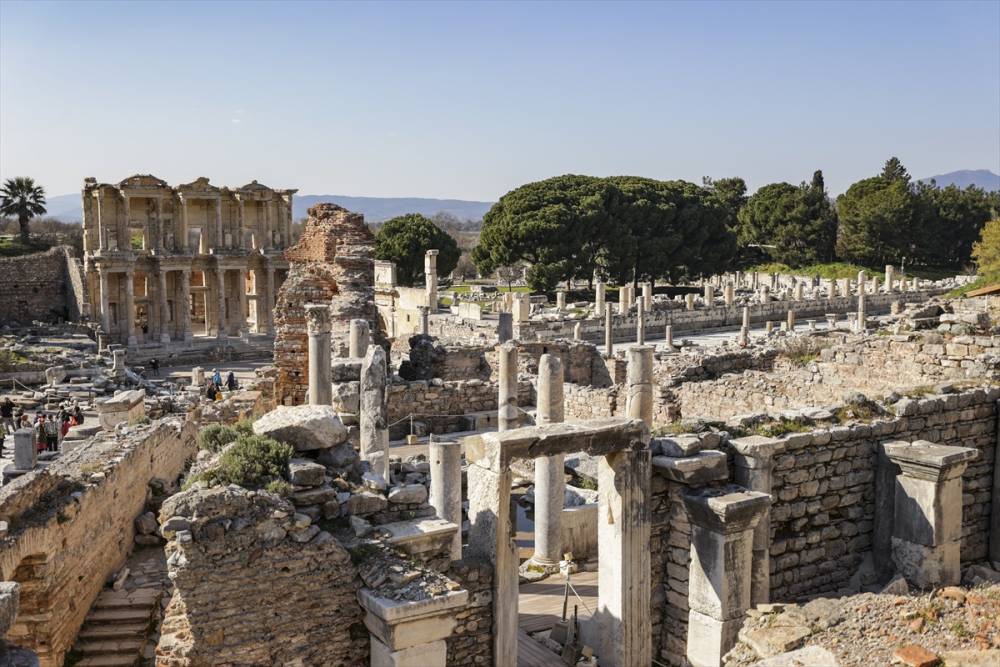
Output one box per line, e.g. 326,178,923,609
34,170,1000,224
919,169,1000,190
38,192,495,224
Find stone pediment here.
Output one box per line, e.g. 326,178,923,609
238,180,274,192
118,174,169,189
177,177,220,193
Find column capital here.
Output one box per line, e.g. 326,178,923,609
883,440,978,482
729,435,783,469
304,303,332,335
683,485,771,535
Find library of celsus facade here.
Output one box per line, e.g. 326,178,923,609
81,174,296,346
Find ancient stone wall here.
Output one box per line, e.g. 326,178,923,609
446,558,494,666
0,246,80,325
274,204,377,404
156,485,369,666
0,418,197,666
386,379,534,439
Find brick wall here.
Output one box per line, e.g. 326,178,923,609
0,246,79,325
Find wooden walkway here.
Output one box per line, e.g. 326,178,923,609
517,570,599,666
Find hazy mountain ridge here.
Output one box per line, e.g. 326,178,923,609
919,169,999,191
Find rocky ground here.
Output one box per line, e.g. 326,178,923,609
726,568,1000,667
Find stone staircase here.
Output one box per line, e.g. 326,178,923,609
70,547,168,666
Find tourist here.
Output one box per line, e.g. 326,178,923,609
212,369,222,387
206,383,217,401
0,426,5,457
150,358,160,376
226,371,238,392
61,414,72,439
43,414,60,452
73,405,84,426
1,397,14,434
34,415,46,452
17,411,29,430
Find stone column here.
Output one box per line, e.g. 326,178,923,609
642,282,653,312
870,276,880,295
96,191,106,251
684,486,771,667
737,327,748,347
497,341,518,431
626,346,653,427
765,321,774,333
157,268,171,343
236,199,245,249
429,437,463,560
604,303,614,356
729,436,782,605
236,269,249,335
425,249,439,311
305,304,332,406
124,268,137,346
179,196,189,252
360,345,390,482
215,197,223,250
618,285,629,315
349,319,370,358
885,264,895,292
857,270,866,295
857,293,867,332
724,284,735,306
742,306,750,330
703,284,714,304
155,197,164,252
265,267,276,335
98,269,111,334
180,269,193,341
531,354,565,569
827,280,836,299
497,312,513,343
573,322,582,341
883,440,978,587
597,448,652,667
793,282,803,301
556,290,566,312
13,429,36,470
362,587,467,667
467,461,517,667
595,281,606,314
636,304,645,345
760,285,769,301
418,306,430,336
786,309,795,331
664,325,674,351
190,366,204,388
685,293,695,311
215,268,227,338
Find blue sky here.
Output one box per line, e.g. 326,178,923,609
1,0,998,200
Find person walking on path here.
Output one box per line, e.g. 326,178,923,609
226,371,238,392
34,414,46,452
212,369,222,388
43,414,59,452
150,358,160,377
1,397,14,434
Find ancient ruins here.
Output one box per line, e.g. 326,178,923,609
0,201,998,667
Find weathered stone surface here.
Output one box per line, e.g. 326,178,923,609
655,435,704,457
388,484,428,505
135,511,158,535
360,345,390,481
0,581,20,637
740,624,812,658
892,644,940,667
252,404,348,451
347,491,389,516
288,458,327,487
652,450,729,485
751,645,839,666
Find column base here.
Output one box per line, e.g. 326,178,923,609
687,609,744,667
519,557,561,582
891,537,960,588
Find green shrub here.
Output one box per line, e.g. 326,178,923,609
199,434,293,489
198,424,241,453
751,417,811,438
264,480,293,497
234,420,255,436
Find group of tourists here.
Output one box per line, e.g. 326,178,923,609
0,396,85,456
204,368,239,401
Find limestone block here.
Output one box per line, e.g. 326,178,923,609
651,451,728,485
288,459,328,487
751,645,837,666
654,435,704,457
359,588,468,650
371,637,447,667
0,581,20,637
347,491,389,516
387,484,428,505
891,538,961,588
381,517,459,559
686,610,743,667
253,404,348,451
332,381,360,414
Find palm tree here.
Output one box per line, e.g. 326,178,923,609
0,177,47,244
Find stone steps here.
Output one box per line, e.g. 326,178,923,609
76,622,148,641
73,654,141,667
72,584,162,666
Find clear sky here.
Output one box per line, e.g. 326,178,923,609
1,0,998,200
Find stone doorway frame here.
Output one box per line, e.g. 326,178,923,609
463,417,651,667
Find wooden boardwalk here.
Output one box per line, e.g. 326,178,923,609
517,570,599,666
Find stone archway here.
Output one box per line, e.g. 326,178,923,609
463,418,652,667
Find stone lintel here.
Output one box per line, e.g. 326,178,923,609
331,358,364,382
683,485,771,534
883,440,978,481
358,587,468,626
462,418,648,472
379,518,460,558
652,451,729,485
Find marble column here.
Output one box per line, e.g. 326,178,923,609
497,341,518,431
742,306,750,330
305,304,333,406
215,268,227,339
642,282,653,312
618,285,629,315
155,197,164,252
856,270,866,295
885,264,895,292
884,440,978,587
595,281,606,314
664,325,674,352
157,268,171,343
124,268,137,346
857,293,867,332
531,354,565,568
96,191,106,251
425,249,439,311
180,269,193,341
98,269,111,334
827,280,837,299
786,310,795,331
556,290,566,312
871,276,880,295
604,303,614,356
419,306,430,336
350,319,370,358
497,312,513,343
215,197,223,250
360,345,390,482
684,486,771,667
265,267,276,335
724,284,735,306
793,282,803,302
703,284,714,305
236,269,249,335
573,322,582,341
626,346,653,426
429,436,463,560
179,196,189,253
685,293,695,311
636,304,645,345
